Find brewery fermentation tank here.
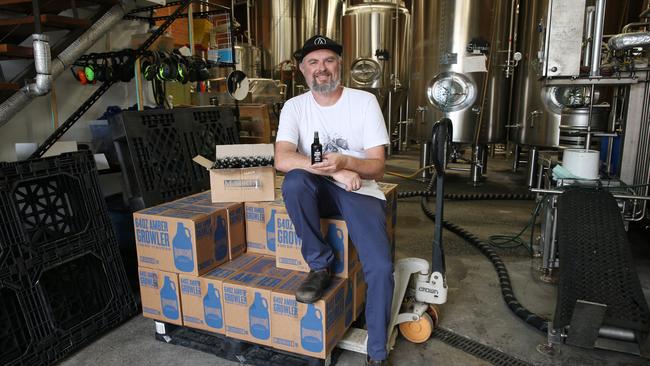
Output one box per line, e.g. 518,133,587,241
511,0,588,147
408,0,510,144
234,44,262,78
341,2,411,112
254,0,318,77
316,0,344,41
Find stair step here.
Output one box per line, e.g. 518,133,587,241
0,43,33,59
0,0,118,14
0,14,91,44
0,82,21,91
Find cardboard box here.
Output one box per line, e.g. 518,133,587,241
133,205,230,275
378,182,398,232
193,144,276,203
139,267,183,325
244,194,285,255
270,275,347,358
222,256,295,346
175,192,247,260
352,264,367,321
177,253,261,333
275,212,358,279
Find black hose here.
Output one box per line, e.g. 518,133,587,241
411,176,549,333
398,191,537,201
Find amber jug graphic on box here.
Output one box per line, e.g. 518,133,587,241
203,283,224,329
266,209,277,252
249,292,270,340
173,222,194,272
160,276,179,320
326,223,344,274
214,216,228,261
300,303,324,353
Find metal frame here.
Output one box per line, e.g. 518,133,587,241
28,0,194,160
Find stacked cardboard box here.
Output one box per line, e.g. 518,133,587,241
245,182,398,279
135,193,247,325
135,166,397,359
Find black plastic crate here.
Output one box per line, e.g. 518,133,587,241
0,249,138,366
109,106,239,210
0,282,56,366
0,150,138,366
0,151,114,267
0,287,31,365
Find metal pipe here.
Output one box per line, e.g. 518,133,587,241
246,0,251,46
27,34,52,97
530,188,650,201
32,0,42,33
0,3,127,126
526,146,539,188
585,84,595,151
388,89,393,155
505,0,518,78
590,0,606,77
582,6,596,68
598,326,636,342
608,31,650,50
622,22,650,33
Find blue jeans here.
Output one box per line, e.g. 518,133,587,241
282,169,394,360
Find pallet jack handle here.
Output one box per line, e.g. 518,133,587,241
430,118,452,277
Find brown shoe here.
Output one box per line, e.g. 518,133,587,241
295,269,331,303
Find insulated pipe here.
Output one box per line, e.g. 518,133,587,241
608,32,650,50
27,34,52,96
590,0,606,77
0,3,127,126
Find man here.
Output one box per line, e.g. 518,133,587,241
274,35,394,366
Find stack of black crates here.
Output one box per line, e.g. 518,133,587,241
0,150,138,365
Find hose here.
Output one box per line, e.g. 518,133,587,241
403,175,549,333
398,191,536,201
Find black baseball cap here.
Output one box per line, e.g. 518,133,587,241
293,35,343,63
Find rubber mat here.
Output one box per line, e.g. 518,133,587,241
554,188,650,332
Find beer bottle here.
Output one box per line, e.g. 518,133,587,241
311,132,323,164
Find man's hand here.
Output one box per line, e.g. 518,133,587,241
311,153,348,174
332,169,361,191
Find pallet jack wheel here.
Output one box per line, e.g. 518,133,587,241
427,304,440,328
399,312,433,343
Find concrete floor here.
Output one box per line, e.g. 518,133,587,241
61,148,650,366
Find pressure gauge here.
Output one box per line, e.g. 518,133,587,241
350,59,380,85
426,72,476,112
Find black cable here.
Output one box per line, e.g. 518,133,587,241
406,176,549,333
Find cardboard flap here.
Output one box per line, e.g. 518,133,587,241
215,143,274,158
193,155,214,169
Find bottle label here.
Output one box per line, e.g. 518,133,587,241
312,150,322,163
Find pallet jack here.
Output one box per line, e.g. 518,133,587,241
339,118,453,353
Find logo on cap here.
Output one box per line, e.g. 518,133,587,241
314,37,327,45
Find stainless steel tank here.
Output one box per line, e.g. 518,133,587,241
341,2,411,109
316,0,344,41
511,0,560,147
511,0,587,147
408,0,509,144
254,0,318,77
234,44,262,78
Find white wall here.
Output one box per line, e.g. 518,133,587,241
0,19,154,163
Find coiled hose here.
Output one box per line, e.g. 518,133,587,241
398,191,536,201
401,176,549,333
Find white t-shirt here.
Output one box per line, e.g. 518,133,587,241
277,87,389,200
